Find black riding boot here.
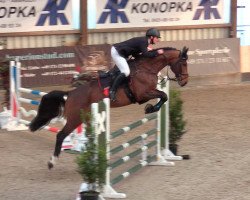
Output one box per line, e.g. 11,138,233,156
110,73,126,101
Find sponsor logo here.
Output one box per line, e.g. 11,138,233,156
98,1,193,24
0,6,35,18
98,0,129,24
131,2,192,13
193,0,221,20
36,0,69,26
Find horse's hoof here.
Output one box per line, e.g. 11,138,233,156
145,104,154,114
48,161,54,170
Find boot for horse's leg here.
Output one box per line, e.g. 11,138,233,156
145,103,162,114
110,73,126,101
145,104,155,114
144,90,168,114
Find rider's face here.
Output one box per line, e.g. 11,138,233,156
149,36,160,45
153,36,160,43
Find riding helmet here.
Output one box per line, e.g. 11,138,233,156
146,28,161,38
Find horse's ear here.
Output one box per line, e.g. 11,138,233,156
181,46,189,60
182,46,189,53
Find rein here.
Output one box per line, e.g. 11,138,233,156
165,66,188,81
130,49,189,84
131,65,159,77
166,67,178,81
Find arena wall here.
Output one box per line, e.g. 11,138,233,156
0,27,230,49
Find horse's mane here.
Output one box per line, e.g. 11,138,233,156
128,47,177,65
152,47,177,52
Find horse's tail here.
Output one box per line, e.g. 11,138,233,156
29,90,68,132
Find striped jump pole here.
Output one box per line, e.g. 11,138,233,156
8,60,28,131
91,95,175,199
7,60,86,151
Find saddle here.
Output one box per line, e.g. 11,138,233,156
71,67,137,103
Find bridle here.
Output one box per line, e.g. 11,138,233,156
162,51,189,83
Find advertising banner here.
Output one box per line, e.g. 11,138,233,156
155,38,240,76
0,44,111,87
237,0,250,46
95,0,228,29
0,0,73,33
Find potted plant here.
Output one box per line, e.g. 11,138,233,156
169,88,186,155
76,116,107,200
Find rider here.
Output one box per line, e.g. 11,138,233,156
109,28,164,101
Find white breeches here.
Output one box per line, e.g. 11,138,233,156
111,46,130,77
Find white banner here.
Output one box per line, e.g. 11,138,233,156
237,0,250,45
95,0,227,29
155,38,240,76
0,0,73,33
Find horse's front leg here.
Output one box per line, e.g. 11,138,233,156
139,90,168,114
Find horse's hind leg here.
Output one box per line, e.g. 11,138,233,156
47,129,70,169
48,120,81,169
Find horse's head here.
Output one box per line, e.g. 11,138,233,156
163,46,189,87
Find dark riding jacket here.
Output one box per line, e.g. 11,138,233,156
113,37,158,58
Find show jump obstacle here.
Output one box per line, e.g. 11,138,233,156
90,83,183,199
4,60,86,151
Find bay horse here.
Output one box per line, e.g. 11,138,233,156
29,46,189,169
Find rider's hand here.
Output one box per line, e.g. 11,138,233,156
147,46,153,51
157,49,164,54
